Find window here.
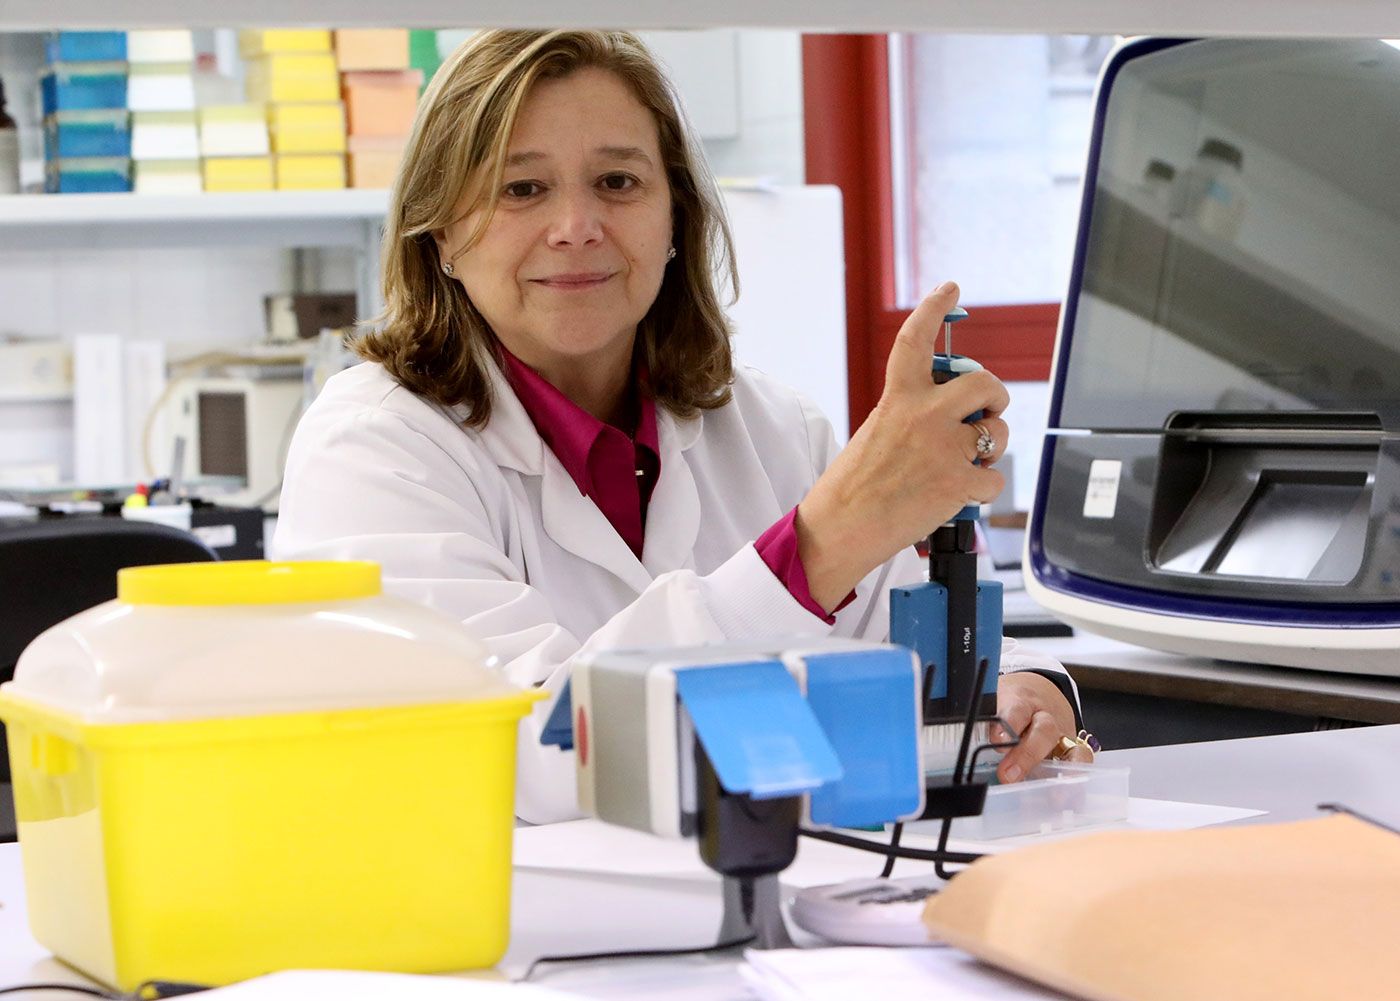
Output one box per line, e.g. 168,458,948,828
803,34,1114,436
893,34,1115,309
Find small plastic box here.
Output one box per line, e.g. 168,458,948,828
45,111,132,159
342,69,423,137
45,31,127,63
202,155,274,192
275,153,346,190
44,157,132,193
267,102,346,154
245,53,341,104
198,105,271,157
41,64,128,116
948,761,1131,840
334,29,410,71
239,29,333,58
131,111,199,160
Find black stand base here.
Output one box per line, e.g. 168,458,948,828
718,873,794,950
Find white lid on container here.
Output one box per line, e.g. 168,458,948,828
5,561,520,724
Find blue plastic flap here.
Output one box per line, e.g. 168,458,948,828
539,679,573,749
803,648,922,827
674,659,842,800
976,580,1004,693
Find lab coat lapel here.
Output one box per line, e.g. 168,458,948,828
538,456,654,593
473,356,652,593
641,408,703,576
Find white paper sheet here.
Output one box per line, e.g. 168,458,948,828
739,947,1069,1001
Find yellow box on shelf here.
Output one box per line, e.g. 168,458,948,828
275,153,346,190
198,104,270,157
202,156,274,192
246,53,340,104
268,102,346,154
334,29,410,71
238,29,332,58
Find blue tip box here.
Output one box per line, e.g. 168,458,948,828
45,32,127,63
45,111,133,159
41,64,129,117
45,157,133,194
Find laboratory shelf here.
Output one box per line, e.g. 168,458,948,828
0,190,390,228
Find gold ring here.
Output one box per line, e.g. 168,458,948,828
1049,734,1095,760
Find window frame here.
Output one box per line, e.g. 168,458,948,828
801,33,1059,435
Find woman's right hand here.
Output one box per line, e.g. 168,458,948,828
795,281,1010,612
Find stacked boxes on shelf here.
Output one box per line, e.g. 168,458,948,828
41,31,131,193
197,101,271,191
127,31,200,194
243,29,346,191
335,29,422,189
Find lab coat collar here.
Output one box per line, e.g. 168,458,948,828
473,351,705,594
471,355,546,475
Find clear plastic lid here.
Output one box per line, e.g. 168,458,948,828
5,561,518,723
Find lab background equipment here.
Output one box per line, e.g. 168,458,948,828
1027,37,1400,674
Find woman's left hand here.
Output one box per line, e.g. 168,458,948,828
993,672,1088,783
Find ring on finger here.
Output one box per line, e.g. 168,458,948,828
971,421,996,459
1048,729,1100,760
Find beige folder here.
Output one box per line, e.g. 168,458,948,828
923,814,1400,1001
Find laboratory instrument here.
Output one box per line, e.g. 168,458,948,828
1026,37,1400,673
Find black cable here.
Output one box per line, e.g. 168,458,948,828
0,987,117,998
880,822,903,878
800,826,981,865
0,981,212,999
520,934,757,982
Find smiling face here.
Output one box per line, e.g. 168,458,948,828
437,66,674,391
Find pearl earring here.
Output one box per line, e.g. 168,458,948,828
441,261,455,277
666,246,677,261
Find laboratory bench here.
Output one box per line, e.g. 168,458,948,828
2,725,1397,1000
1028,633,1400,750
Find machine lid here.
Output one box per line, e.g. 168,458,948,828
1050,37,1400,434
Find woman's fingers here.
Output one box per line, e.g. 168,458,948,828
998,709,1060,784
884,282,961,394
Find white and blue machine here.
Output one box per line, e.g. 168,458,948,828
1026,37,1400,674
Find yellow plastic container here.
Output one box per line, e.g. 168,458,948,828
0,561,541,992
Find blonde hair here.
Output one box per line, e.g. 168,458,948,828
358,29,738,427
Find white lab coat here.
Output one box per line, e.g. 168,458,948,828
273,358,1073,823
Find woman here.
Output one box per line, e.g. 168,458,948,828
273,29,1090,825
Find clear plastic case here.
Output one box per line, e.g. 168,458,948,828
947,761,1131,840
